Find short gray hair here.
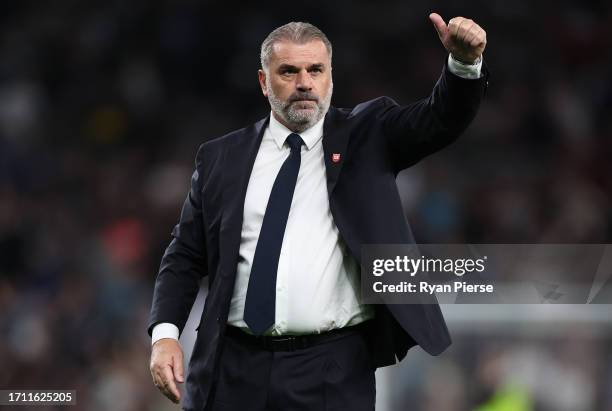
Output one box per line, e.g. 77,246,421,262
260,22,332,72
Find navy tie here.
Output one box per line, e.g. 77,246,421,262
244,133,304,335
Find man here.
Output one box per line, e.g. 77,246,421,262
149,13,488,411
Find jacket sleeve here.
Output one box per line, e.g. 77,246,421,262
147,143,208,336
377,59,489,172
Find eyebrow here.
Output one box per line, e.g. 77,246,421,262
277,63,326,72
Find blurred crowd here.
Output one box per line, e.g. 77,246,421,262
0,1,611,410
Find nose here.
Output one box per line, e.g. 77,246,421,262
296,69,313,92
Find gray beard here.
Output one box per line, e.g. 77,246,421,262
266,78,333,133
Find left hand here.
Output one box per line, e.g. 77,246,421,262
429,13,487,64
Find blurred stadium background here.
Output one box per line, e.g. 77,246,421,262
1,1,611,410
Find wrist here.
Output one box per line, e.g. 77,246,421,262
153,337,180,347
450,53,481,66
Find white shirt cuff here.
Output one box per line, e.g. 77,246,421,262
447,54,483,80
151,322,180,345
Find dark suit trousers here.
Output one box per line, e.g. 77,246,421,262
207,328,376,411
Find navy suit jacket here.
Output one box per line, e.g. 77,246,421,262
148,60,489,410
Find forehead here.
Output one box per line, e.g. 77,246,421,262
269,40,330,67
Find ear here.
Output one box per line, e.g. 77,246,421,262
258,69,268,97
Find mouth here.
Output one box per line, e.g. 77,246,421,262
291,99,317,108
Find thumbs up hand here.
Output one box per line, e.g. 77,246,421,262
429,13,487,65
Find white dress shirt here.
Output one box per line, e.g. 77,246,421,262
228,109,375,336
151,54,483,344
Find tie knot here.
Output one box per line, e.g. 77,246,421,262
286,133,304,152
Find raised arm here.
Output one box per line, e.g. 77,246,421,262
380,13,488,172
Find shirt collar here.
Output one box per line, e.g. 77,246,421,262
268,111,325,151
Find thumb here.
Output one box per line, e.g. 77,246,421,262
429,12,447,39
173,353,184,383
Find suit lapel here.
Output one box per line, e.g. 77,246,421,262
218,115,269,277
322,107,350,196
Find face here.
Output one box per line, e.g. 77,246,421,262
258,39,333,133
